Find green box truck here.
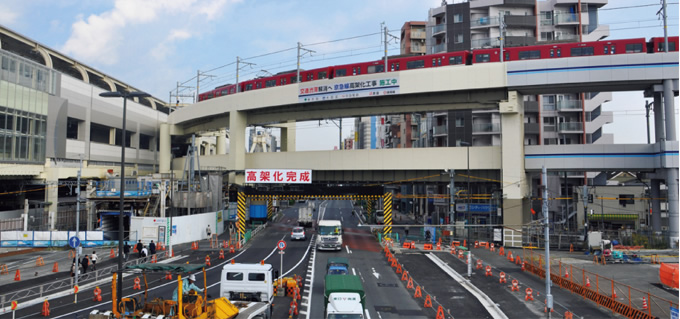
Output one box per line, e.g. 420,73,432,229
324,274,365,319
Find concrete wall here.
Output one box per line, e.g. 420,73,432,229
130,210,225,246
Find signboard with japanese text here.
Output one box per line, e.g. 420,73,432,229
298,76,399,102
245,169,312,184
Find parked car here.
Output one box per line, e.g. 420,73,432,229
291,226,306,241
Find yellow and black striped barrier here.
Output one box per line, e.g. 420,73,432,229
383,192,392,237
267,198,274,220
237,192,246,235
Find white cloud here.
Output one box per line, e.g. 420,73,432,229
60,0,240,65
0,3,19,25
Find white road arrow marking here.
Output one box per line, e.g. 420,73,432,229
372,267,380,279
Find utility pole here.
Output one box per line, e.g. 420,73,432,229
448,169,455,236
499,12,505,62
543,166,553,317
645,100,652,144
297,42,315,83
382,23,398,72
582,185,589,241
74,155,82,303
236,57,256,93
170,81,194,106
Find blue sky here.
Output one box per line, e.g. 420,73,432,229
0,0,677,149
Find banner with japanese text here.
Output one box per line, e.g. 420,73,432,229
245,169,312,184
298,76,399,102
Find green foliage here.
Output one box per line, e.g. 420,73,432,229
631,233,648,247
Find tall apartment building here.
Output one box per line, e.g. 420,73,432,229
400,22,428,56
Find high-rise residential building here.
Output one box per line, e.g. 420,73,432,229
400,22,428,55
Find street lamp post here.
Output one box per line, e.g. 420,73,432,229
99,90,150,300
460,141,471,278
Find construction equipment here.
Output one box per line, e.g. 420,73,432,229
87,263,245,319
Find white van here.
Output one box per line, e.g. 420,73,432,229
220,262,274,307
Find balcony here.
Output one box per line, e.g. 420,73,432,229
524,123,540,135
504,15,536,28
554,12,579,25
472,123,500,134
524,101,539,113
432,24,446,35
432,43,447,54
410,30,426,39
471,37,500,49
471,16,499,28
504,36,536,48
433,124,448,136
556,100,582,111
558,122,583,133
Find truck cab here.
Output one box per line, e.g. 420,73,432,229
317,220,343,251
220,262,274,318
326,257,350,275
324,274,365,319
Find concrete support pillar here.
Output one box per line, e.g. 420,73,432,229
499,91,529,247
653,92,665,142
650,179,661,232
279,121,296,152
663,79,678,247
229,111,247,185
216,130,228,155
45,181,59,230
159,123,171,173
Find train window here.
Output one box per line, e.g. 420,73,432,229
571,47,594,56
406,60,425,69
658,42,676,51
604,46,608,54
550,49,554,58
438,58,442,66
475,54,491,63
625,43,643,53
336,69,347,77
432,58,436,66
306,74,314,81
265,80,276,88
504,52,510,61
367,65,384,74
449,56,463,65
256,82,262,89
390,63,400,71
282,78,287,85
352,67,361,75
290,76,298,84
208,94,213,99
221,90,228,96
557,49,561,57
245,84,253,91
518,50,541,60
319,71,327,79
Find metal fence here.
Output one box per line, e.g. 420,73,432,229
0,218,22,231
522,249,678,319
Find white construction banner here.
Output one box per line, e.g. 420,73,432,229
245,169,312,184
298,77,399,102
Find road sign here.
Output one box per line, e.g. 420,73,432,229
11,300,17,310
74,285,79,294
68,236,80,249
277,240,286,251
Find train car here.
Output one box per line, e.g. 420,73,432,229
649,36,679,52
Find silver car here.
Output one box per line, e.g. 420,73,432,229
291,227,306,241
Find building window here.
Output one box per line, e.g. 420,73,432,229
619,194,634,207
67,117,81,139
455,33,464,43
455,117,465,127
140,134,152,150
454,14,463,23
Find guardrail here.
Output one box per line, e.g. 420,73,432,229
0,249,171,310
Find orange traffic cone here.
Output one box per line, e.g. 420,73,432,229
424,295,433,308
205,255,211,266
586,276,591,288
165,271,173,280
414,285,422,298
14,269,20,281
219,249,225,259
642,297,648,310
52,262,59,273
41,299,50,316
93,287,102,302
110,248,115,258
133,277,141,290
436,305,445,319
564,269,569,279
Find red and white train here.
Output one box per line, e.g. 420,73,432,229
198,37,678,102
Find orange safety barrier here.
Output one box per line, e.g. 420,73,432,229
219,249,225,259
205,255,211,266
133,277,141,290
52,262,59,273
165,271,172,280
424,295,433,308
14,269,21,281
463,240,466,248
68,250,75,259
570,244,574,253
515,255,521,265
403,242,411,249
384,245,390,256
485,265,492,277
659,263,679,289
525,288,534,301
476,259,483,269
41,299,50,316
436,305,445,319
499,272,507,284
564,311,573,319
110,248,116,259
414,285,422,298
451,241,460,247
407,277,414,289
229,245,235,253
401,270,408,281
593,255,599,264
423,243,433,250
36,256,45,267
93,286,102,302
0,264,8,275
511,279,519,291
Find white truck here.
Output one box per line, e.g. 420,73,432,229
298,206,313,227
325,274,365,319
220,262,275,319
587,231,612,257
317,220,343,251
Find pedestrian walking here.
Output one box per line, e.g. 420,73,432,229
141,246,148,262
123,242,131,261
91,251,98,270
206,225,212,238
136,240,143,259
149,240,156,255
404,226,409,237
81,255,89,274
